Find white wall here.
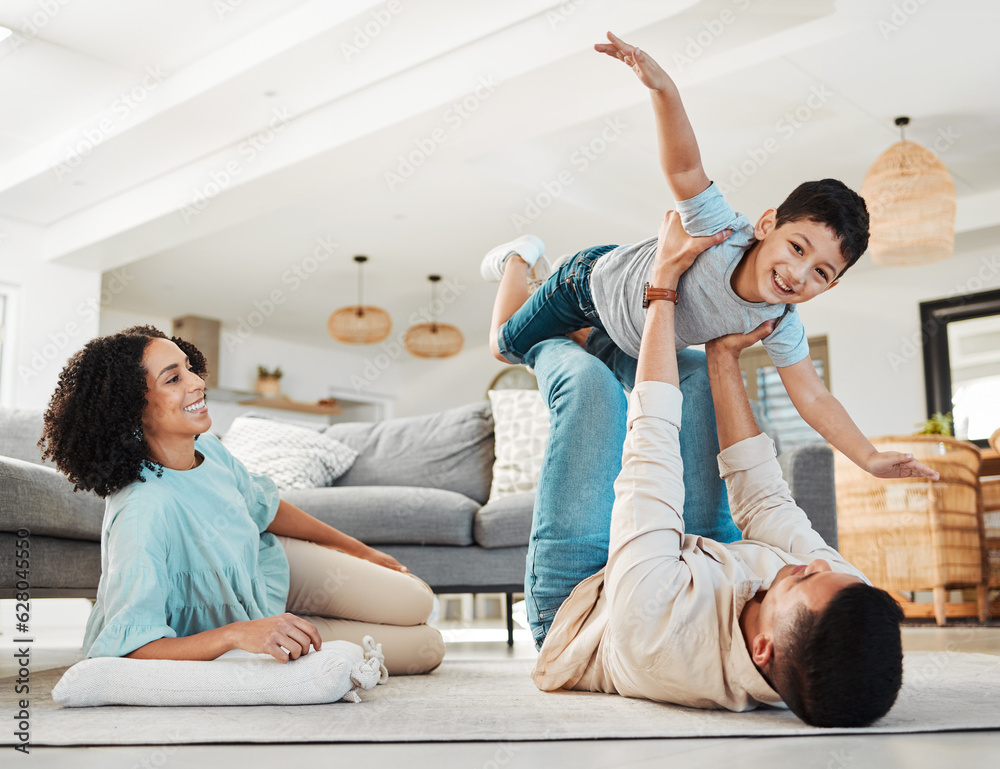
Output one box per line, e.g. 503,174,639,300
797,239,1000,438
90,241,1000,435
100,307,507,420
0,217,103,410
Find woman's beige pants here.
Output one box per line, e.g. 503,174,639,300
278,537,444,675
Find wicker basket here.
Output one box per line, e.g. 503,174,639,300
834,436,985,618
986,429,1000,588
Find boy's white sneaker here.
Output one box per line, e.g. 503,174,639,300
480,235,547,282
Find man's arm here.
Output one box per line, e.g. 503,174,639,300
778,358,939,480
595,32,710,202
705,322,775,450
635,212,732,389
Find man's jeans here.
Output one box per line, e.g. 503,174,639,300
522,336,741,648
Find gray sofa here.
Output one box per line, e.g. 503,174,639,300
0,400,838,645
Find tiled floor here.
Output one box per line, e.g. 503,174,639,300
3,599,999,768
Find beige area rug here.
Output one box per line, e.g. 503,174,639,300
3,652,999,746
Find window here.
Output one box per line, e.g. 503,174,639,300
739,336,830,450
0,285,13,407
921,288,1000,447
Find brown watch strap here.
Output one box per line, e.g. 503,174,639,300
642,282,679,308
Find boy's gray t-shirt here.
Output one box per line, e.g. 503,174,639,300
588,183,809,368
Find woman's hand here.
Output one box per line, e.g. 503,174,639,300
357,544,409,573
594,31,673,92
651,210,731,287
229,613,322,663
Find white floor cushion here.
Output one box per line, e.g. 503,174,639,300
53,637,388,707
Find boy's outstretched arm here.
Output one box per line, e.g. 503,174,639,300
778,358,940,480
595,31,710,202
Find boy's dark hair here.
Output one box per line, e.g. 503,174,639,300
775,179,870,278
770,583,904,728
38,325,208,498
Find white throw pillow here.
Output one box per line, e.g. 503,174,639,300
52,638,388,707
222,416,358,490
488,389,550,501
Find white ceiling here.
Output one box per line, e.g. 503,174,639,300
2,0,999,348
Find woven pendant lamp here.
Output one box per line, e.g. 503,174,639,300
860,116,956,266
327,255,392,344
404,275,464,358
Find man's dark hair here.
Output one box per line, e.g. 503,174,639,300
770,583,904,727
775,179,870,278
38,325,208,498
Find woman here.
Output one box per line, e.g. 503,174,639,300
39,325,444,675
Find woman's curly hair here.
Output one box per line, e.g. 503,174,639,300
38,325,209,498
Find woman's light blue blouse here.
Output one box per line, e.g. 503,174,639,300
82,433,290,658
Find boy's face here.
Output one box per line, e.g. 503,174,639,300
750,211,846,304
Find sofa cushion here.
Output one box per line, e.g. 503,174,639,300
376,544,528,589
487,390,549,501
0,409,48,466
0,532,101,591
324,401,494,505
778,444,837,549
222,416,358,490
281,486,477,546
0,456,104,539
474,490,534,549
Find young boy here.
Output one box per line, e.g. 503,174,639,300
483,32,936,482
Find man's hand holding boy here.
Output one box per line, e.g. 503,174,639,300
651,210,730,288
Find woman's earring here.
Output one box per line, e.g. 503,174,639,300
133,427,143,442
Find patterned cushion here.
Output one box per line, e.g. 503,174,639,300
222,416,358,490
487,389,550,501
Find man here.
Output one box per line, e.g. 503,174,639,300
529,214,905,727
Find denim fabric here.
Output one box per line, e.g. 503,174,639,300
496,245,617,365
523,338,740,648
585,328,740,545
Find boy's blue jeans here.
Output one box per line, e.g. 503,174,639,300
522,336,742,648
496,245,615,366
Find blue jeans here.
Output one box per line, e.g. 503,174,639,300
523,337,741,648
497,245,616,365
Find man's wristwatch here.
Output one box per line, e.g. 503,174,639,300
642,282,679,309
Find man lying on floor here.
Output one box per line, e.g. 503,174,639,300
531,214,905,728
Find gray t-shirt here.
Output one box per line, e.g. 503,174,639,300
589,183,809,368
